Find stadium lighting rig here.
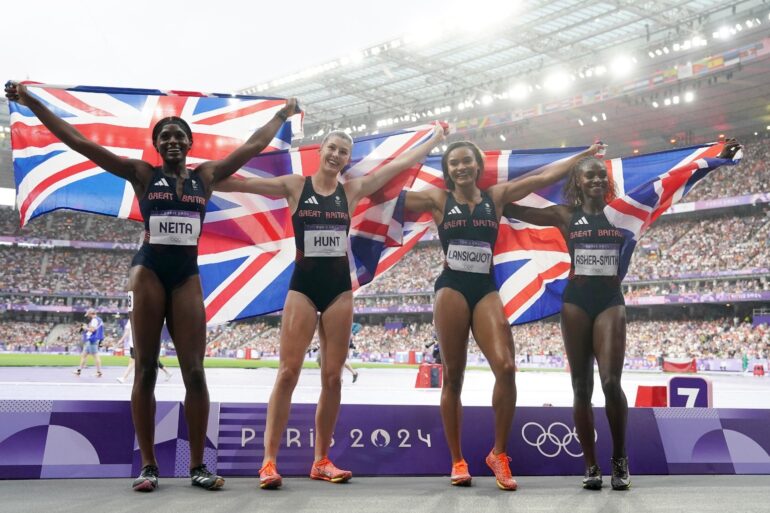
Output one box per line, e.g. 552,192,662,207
577,113,609,127
647,11,767,60
651,91,696,109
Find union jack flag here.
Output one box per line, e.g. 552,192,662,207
388,143,739,325
10,83,298,227
8,83,435,324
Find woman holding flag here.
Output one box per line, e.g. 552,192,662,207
5,81,299,492
402,141,603,490
503,139,741,490
215,124,446,489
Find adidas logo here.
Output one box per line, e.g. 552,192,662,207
574,216,589,226
154,178,169,187
448,205,463,216
304,196,319,205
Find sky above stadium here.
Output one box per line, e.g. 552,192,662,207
0,0,513,93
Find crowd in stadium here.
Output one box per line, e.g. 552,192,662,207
626,213,770,280
624,278,769,298
2,317,767,365
0,246,133,294
0,208,142,243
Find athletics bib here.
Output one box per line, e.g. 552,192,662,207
305,225,347,257
446,239,493,274
148,211,200,246
574,243,620,276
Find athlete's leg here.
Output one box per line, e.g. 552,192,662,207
128,266,167,468
561,303,598,468
314,291,353,461
470,292,516,455
433,287,471,464
262,291,318,466
165,276,210,469
593,305,628,459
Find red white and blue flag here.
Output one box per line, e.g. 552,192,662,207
387,143,740,325
8,83,435,323
10,83,298,227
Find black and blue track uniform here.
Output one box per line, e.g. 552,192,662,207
131,167,207,295
289,177,351,312
563,209,625,319
435,191,499,312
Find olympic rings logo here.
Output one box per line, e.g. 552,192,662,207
521,422,595,458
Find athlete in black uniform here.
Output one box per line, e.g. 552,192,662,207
290,177,352,312
6,81,298,492
403,141,602,490
503,139,741,491
216,124,446,489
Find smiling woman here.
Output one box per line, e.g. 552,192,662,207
213,124,446,489
3,80,299,492
502,139,742,491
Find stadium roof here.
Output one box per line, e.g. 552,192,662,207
238,0,770,153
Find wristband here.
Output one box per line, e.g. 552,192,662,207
276,111,288,122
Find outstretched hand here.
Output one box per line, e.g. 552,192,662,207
278,98,300,119
4,81,30,106
718,138,741,159
585,140,607,157
431,122,447,144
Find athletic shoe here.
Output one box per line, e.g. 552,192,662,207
164,372,173,382
352,372,359,384
132,464,159,492
610,457,631,490
72,369,81,376
485,450,517,491
96,371,103,378
116,377,124,383
259,461,282,489
309,458,352,483
450,459,472,486
582,464,603,490
190,464,225,490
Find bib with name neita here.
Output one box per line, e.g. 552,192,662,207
149,210,201,246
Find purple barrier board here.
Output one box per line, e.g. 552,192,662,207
217,403,770,477
0,400,219,480
2,401,769,479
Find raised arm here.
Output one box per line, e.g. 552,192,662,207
215,173,305,211
489,143,603,207
5,82,149,184
502,203,571,232
403,188,445,214
345,124,446,209
200,99,301,184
